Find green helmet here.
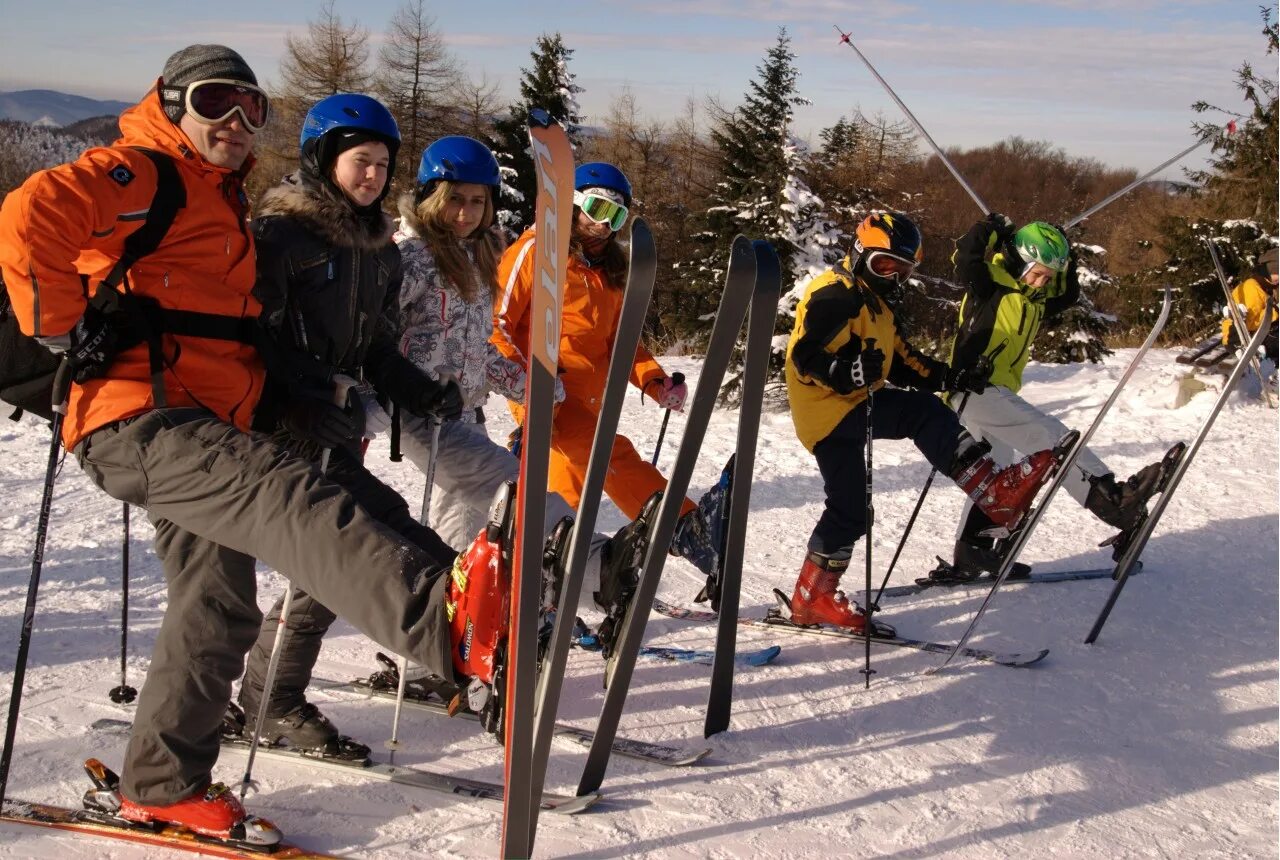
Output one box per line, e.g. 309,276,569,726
1012,222,1070,272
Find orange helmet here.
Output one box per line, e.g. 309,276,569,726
852,211,923,298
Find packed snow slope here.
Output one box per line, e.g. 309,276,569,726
0,349,1276,859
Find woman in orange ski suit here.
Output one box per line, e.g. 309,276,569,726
491,162,716,575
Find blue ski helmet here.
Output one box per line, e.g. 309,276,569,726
574,162,631,207
299,93,400,181
417,136,501,191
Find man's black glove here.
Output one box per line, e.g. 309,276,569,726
281,393,363,449
68,287,140,384
943,352,995,395
828,337,885,395
414,377,464,421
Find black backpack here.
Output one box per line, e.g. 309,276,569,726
0,148,185,421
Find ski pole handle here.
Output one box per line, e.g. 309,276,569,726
318,374,358,473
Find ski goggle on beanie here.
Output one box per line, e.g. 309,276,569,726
163,80,270,132
573,187,629,231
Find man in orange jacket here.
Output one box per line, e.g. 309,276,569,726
0,45,460,848
492,162,719,582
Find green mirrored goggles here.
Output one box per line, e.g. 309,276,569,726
574,191,628,231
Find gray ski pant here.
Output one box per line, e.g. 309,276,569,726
74,409,454,805
238,438,459,721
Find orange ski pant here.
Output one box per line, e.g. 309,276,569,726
516,396,696,522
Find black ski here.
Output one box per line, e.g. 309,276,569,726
1086,299,1275,643
577,235,758,797
705,239,782,738
878,560,1147,599
650,598,1047,668
311,671,712,767
932,287,1175,671
88,718,598,814
528,218,659,798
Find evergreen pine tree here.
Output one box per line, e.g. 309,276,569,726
1125,7,1277,342
490,33,584,233
680,30,798,329
1035,238,1115,364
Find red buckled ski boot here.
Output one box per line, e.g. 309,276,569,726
950,435,1059,530
81,758,281,849
789,549,868,632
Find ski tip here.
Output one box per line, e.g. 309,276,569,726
746,645,783,666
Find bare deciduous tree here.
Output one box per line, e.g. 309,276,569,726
280,0,372,102
377,0,457,180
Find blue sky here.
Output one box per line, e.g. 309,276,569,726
2,1,1274,177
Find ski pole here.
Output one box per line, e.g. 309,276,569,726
1204,238,1276,408
0,360,72,808
860,388,875,690
834,25,989,217
649,372,685,466
387,413,444,764
108,502,137,704
1065,123,1235,229
240,375,354,799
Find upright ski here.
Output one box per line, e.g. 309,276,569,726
1086,298,1275,643
705,239,782,738
527,219,658,811
576,236,758,797
503,109,574,857
930,287,1175,671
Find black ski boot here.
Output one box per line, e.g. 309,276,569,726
537,516,573,661
1085,459,1169,531
594,492,658,657
1098,442,1187,561
364,652,465,713
231,700,370,760
944,540,1032,582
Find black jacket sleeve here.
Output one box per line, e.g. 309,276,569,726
888,333,948,391
954,221,1002,301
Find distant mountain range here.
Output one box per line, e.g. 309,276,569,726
0,89,131,127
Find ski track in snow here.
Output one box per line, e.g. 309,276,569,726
0,350,1275,858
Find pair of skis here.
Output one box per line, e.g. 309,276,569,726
574,237,782,797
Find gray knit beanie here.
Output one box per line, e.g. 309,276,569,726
160,44,258,123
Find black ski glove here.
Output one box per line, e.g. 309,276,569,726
986,212,1017,243
413,377,465,421
281,393,363,449
68,287,142,384
828,338,885,395
943,354,994,395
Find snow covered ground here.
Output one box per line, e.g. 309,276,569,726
1,350,1276,859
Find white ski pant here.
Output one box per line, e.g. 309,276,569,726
956,385,1112,538
399,413,609,599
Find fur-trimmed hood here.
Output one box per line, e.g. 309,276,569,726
257,172,393,250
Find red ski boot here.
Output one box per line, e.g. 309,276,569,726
116,784,279,845
788,549,867,632
950,436,1059,530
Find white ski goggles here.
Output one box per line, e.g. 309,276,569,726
163,79,270,132
574,190,628,231
864,249,918,284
